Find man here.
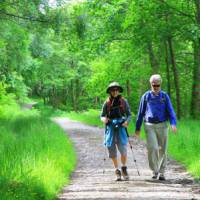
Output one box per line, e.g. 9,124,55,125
135,74,177,181
101,82,132,181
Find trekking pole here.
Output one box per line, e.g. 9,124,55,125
103,146,107,174
128,139,140,176
102,121,110,174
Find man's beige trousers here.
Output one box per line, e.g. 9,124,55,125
144,122,168,174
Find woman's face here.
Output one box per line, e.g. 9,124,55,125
151,80,161,94
110,87,119,97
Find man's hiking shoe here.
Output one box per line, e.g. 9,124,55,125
121,166,129,180
115,169,121,181
152,172,158,179
159,174,166,181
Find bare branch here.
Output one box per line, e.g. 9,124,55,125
0,9,49,23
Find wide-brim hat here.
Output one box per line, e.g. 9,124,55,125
106,82,123,93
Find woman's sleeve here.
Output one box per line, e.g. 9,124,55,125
125,100,132,123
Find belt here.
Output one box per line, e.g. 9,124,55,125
144,120,166,124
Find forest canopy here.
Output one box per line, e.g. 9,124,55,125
0,0,200,119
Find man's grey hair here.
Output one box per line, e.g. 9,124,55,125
149,74,162,83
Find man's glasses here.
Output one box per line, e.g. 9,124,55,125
152,84,160,88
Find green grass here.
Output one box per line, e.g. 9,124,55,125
168,119,200,179
64,109,200,180
0,110,76,200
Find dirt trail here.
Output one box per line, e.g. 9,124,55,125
54,118,200,200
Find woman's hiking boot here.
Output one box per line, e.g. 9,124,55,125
115,169,121,181
159,174,166,181
121,166,129,180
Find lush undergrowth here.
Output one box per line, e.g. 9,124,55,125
0,102,76,200
63,109,200,180
168,120,200,180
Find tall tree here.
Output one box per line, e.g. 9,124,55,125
167,36,181,119
191,0,200,119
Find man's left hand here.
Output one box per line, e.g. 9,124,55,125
171,125,177,133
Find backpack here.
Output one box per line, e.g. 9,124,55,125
106,96,126,117
144,91,167,105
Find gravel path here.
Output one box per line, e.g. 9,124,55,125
54,118,200,200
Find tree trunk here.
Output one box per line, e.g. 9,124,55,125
75,78,79,111
167,36,181,119
164,41,171,97
191,0,200,119
126,79,131,104
147,42,159,73
94,96,98,108
124,63,132,104
71,80,77,112
43,97,46,105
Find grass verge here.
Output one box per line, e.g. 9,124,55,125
168,119,200,179
0,109,76,200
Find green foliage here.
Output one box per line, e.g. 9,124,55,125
75,0,199,117
0,82,20,119
0,0,200,116
0,0,200,180
168,119,200,179
0,111,76,200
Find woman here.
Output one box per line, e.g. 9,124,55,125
100,82,132,181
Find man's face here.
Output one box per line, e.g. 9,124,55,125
151,80,161,94
110,87,119,97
